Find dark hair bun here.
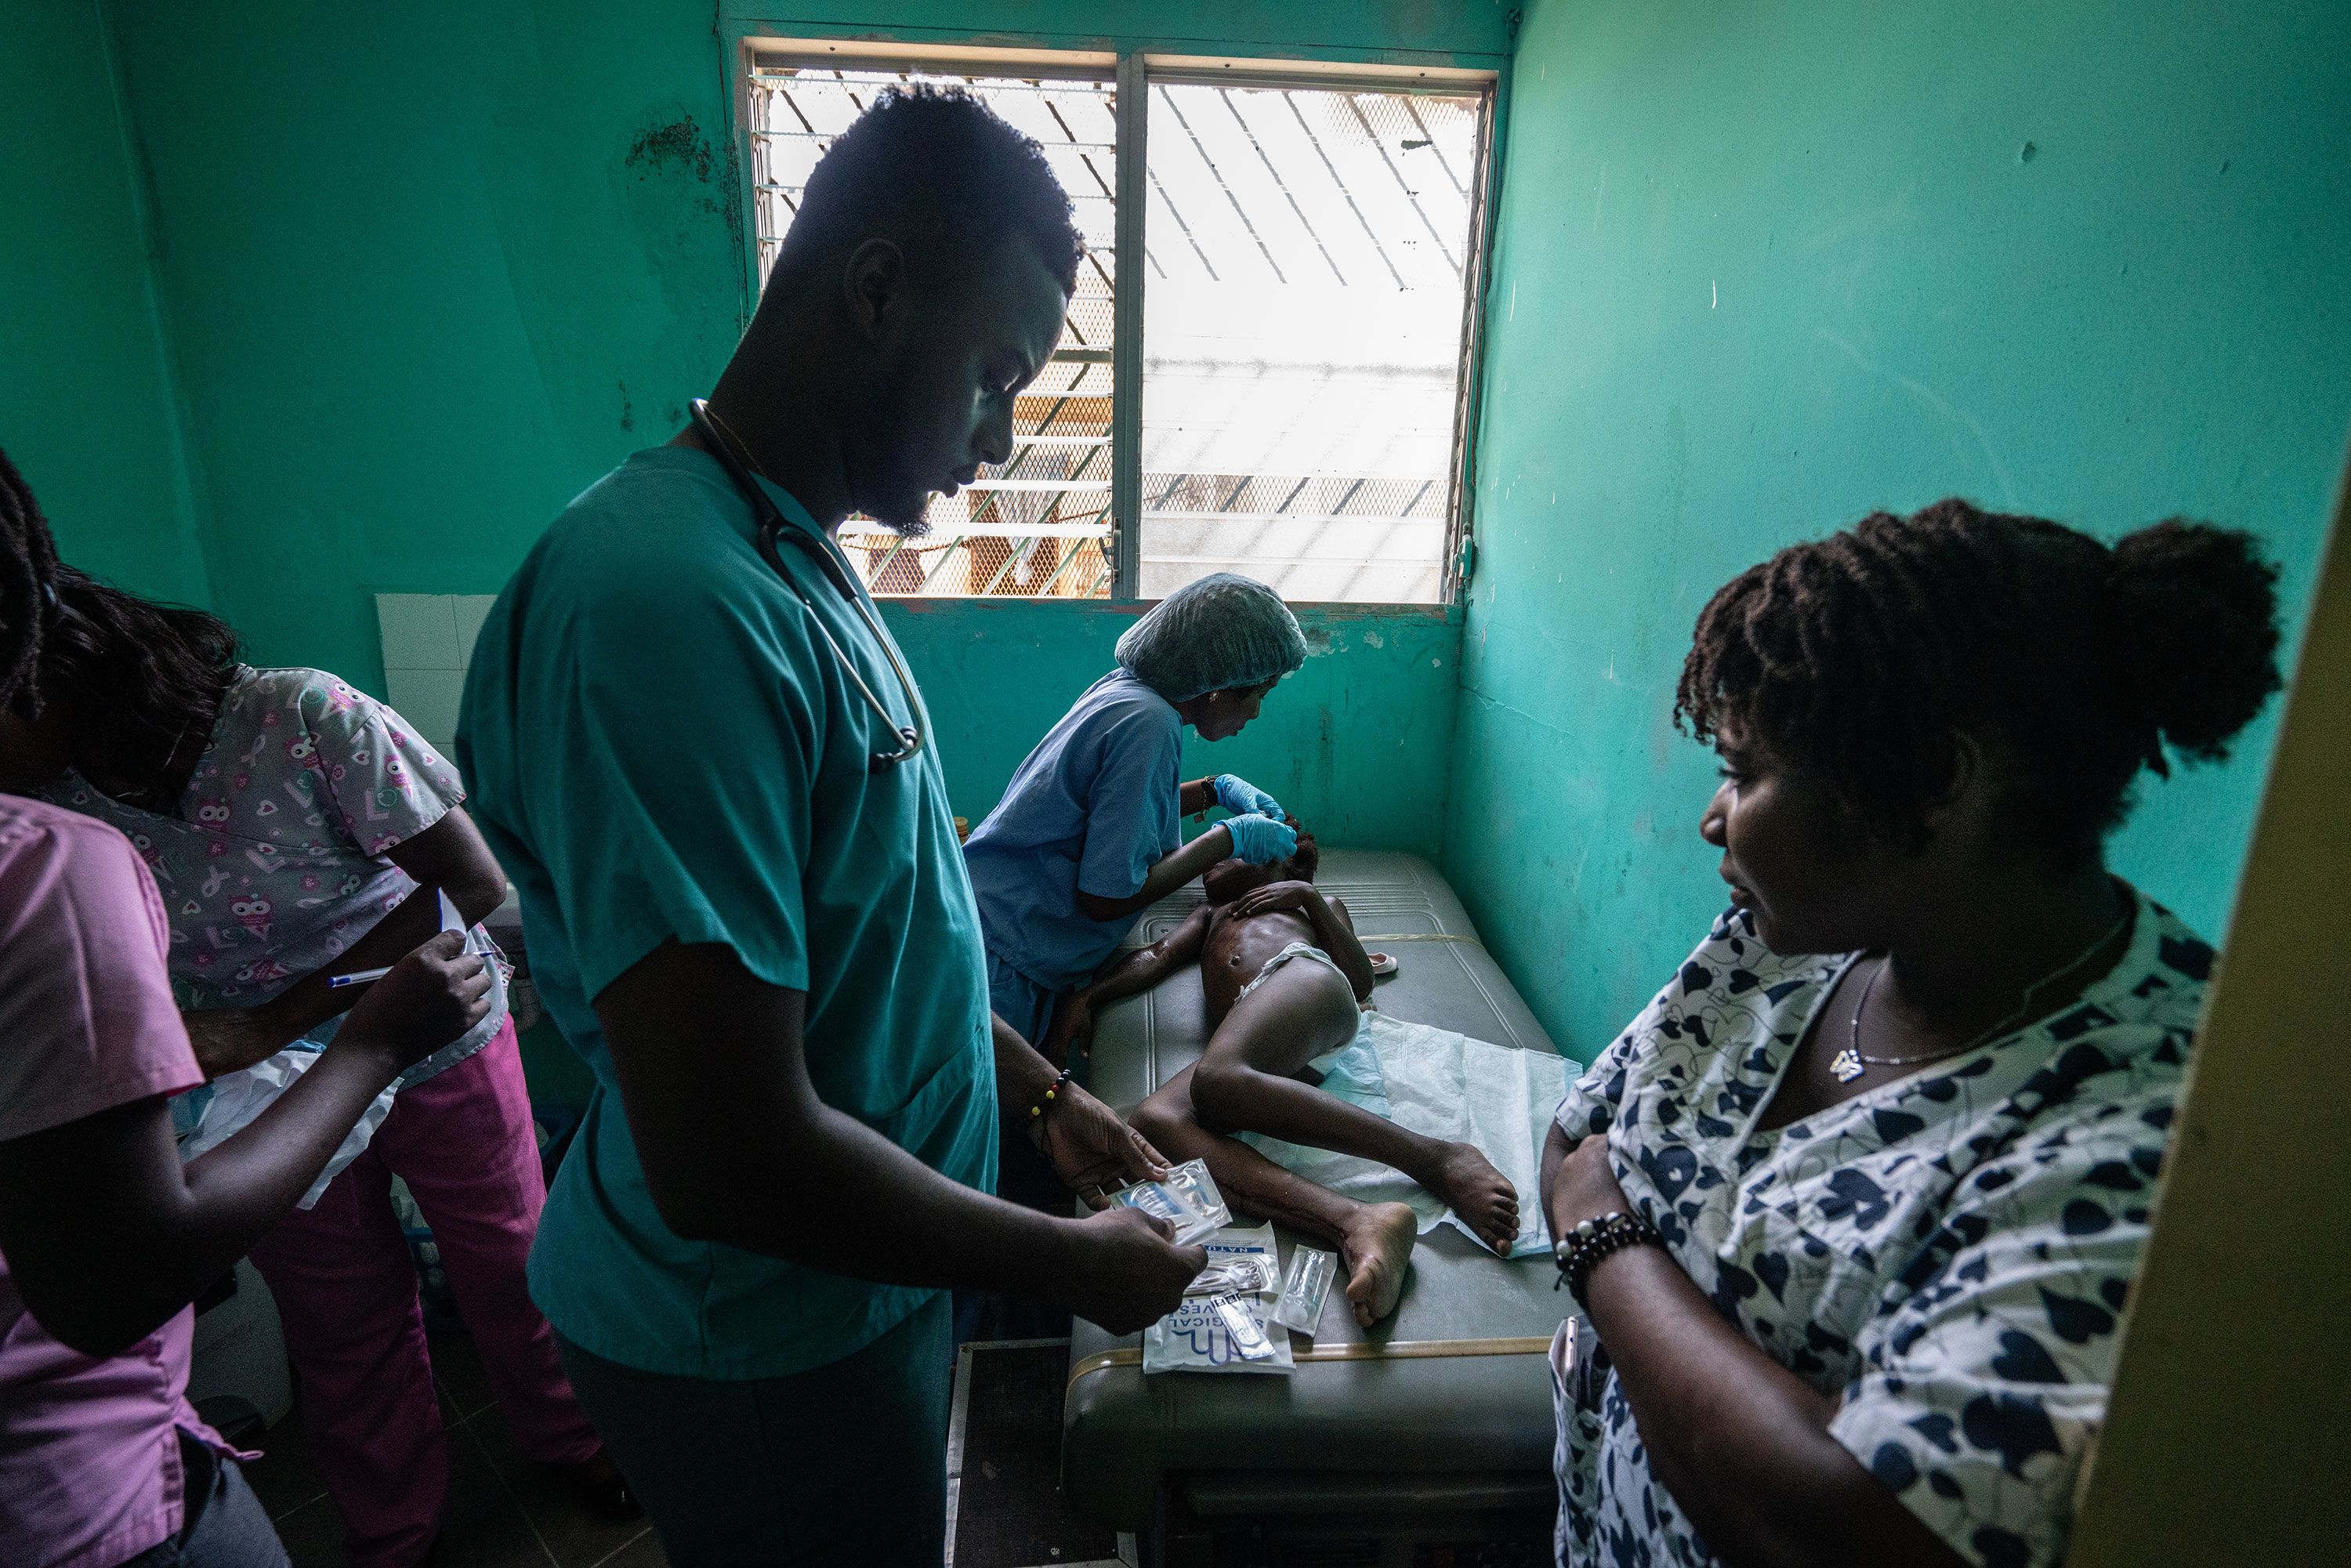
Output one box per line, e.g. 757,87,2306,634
2105,520,2283,762
1679,497,2287,868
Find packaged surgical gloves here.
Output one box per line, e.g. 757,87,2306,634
1143,1223,1292,1375
1273,1246,1337,1335
1108,1157,1233,1247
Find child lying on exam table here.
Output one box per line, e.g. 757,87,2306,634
1047,821,1559,1327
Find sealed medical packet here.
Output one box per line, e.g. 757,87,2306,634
1273,1246,1337,1334
1108,1157,1233,1247
1207,1292,1277,1361
1108,1177,1219,1246
1108,1178,1205,1240
1184,1255,1277,1298
1162,1158,1232,1232
1143,1222,1292,1375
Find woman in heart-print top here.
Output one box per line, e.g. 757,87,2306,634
1540,498,2283,1568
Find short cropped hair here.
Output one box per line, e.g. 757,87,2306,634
1288,825,1320,883
768,83,1083,299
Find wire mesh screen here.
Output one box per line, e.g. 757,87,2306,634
749,65,1118,597
1139,82,1483,603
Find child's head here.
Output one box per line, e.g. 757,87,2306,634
1203,817,1318,904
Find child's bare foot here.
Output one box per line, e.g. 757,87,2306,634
1339,1201,1419,1326
1428,1143,1520,1255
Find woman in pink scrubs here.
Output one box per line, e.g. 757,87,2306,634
0,451,493,1568
3,455,631,1565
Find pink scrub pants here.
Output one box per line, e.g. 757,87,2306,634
246,1020,600,1568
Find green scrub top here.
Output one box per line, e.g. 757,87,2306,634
455,447,997,1380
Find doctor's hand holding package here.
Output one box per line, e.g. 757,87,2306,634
1031,1077,1172,1206
1062,1206,1208,1334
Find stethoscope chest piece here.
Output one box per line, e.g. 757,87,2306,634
870,722,920,774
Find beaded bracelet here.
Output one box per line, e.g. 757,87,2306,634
1027,1068,1075,1122
1552,1211,1661,1305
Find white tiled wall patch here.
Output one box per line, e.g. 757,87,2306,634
375,592,498,755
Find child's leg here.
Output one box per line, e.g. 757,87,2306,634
1131,1069,1418,1327
1190,962,1520,1252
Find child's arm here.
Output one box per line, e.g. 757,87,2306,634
1303,893,1376,1001
1043,904,1215,1064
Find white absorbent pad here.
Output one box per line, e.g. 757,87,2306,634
1237,1012,1570,1259
176,1048,400,1209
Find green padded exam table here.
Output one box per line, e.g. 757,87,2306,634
1065,849,1570,1563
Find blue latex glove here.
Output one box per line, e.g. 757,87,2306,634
1223,813,1299,865
1212,773,1284,821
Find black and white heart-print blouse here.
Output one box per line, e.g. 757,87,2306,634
1550,884,2206,1568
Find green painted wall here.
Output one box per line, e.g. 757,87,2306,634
883,599,1461,855
726,0,1512,59
105,0,745,684
98,0,1504,690
0,0,210,606
63,0,2344,1078
96,0,1488,840
1444,0,2351,1059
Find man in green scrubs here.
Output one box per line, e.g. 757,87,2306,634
456,88,1201,1566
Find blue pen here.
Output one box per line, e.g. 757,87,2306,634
328,891,469,988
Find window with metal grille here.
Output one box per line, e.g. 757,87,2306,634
742,49,1494,605
750,60,1121,597
1139,78,1483,603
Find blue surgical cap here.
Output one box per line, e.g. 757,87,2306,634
1115,573,1308,701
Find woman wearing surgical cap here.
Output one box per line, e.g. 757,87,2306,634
961,574,1303,1307
965,572,1308,1059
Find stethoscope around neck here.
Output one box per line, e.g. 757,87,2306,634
688,398,926,772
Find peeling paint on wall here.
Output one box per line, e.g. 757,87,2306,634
625,115,718,186
94,0,1502,697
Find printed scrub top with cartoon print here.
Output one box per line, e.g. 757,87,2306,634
39,665,506,1082
1549,885,2204,1568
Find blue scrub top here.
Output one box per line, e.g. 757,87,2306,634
455,447,996,1381
963,670,1184,995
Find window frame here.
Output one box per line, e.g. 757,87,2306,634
730,37,1501,610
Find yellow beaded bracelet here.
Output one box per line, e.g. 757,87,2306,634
1028,1068,1075,1120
